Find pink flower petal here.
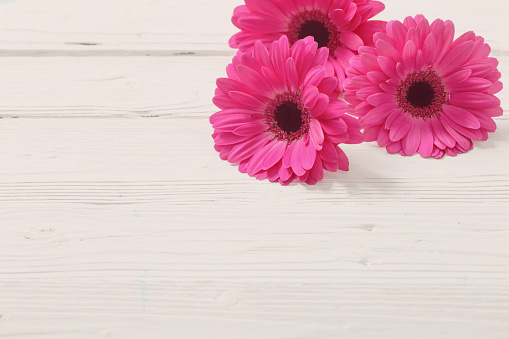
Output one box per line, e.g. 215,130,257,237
229,91,266,109
236,64,272,97
300,139,317,171
321,159,338,172
341,31,364,51
233,123,268,136
309,119,325,150
406,27,421,50
259,67,280,90
441,114,483,141
366,71,388,84
212,113,253,130
318,76,339,96
282,141,296,168
389,111,412,141
356,86,380,101
432,20,454,65
469,109,497,132
366,93,394,106
363,125,382,142
302,85,319,108
227,132,272,163
431,118,456,148
244,0,285,20
216,77,250,95
255,170,268,180
269,43,286,84
360,53,380,71
386,140,402,154
371,2,385,17
377,127,391,146
303,66,327,88
218,144,234,161
291,139,307,176
319,142,338,163
401,118,421,155
259,140,287,170
384,109,400,129
285,57,299,91
266,163,280,182
237,13,286,33
443,69,472,87
296,171,310,183
363,103,397,126
422,32,437,65
309,93,329,117
321,119,348,139
447,77,493,93
308,156,324,182
449,92,494,108
351,75,373,88
437,41,475,76
334,0,351,11
489,81,503,95
376,39,400,61
377,56,399,79
246,140,274,175
336,146,349,171
387,19,407,52
417,119,434,157
330,9,346,24
442,105,481,129
278,163,293,182
312,47,329,69
402,40,417,71
440,116,473,151
214,132,252,146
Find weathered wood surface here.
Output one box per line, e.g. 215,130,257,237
0,0,508,338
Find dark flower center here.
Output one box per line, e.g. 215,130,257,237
265,92,310,142
407,81,435,108
287,10,341,56
274,101,303,133
396,68,447,119
297,20,330,49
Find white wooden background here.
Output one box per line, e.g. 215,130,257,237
0,0,508,338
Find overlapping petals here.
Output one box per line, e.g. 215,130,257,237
211,36,362,185
344,15,503,158
229,0,386,91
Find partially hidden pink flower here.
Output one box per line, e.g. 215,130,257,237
211,36,362,185
344,15,503,158
229,0,386,91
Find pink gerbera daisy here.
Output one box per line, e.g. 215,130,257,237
229,0,386,91
344,15,503,158
211,36,362,185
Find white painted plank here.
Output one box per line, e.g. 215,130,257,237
0,56,227,118
0,56,507,118
0,117,508,184
1,118,509,338
0,0,507,53
0,0,508,337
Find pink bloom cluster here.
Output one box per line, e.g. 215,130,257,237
211,1,503,185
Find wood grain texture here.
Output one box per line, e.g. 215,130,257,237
0,56,506,118
0,0,507,53
0,0,508,338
